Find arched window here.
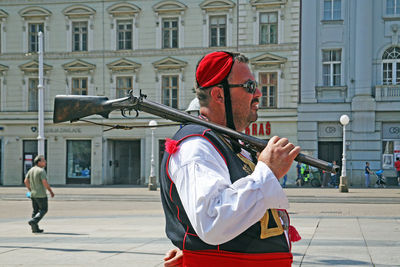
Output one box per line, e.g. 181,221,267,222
382,46,400,85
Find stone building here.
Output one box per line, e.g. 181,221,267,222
0,0,300,185
299,0,400,186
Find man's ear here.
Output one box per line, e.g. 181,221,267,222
210,86,224,104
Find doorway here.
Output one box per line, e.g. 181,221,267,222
318,141,342,168
22,140,47,184
113,140,141,184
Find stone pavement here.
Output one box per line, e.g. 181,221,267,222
0,186,399,266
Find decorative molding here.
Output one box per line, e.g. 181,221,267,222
250,52,287,69
63,4,96,19
107,2,141,18
153,1,187,15
152,56,187,71
62,59,95,74
0,64,9,75
19,60,52,74
199,0,236,12
19,6,51,20
250,0,287,9
0,9,8,20
107,58,141,73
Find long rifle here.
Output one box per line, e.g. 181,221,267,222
53,92,339,173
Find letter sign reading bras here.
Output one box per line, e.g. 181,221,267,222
245,122,271,136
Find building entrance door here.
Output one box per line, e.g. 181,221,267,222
113,140,141,184
22,140,47,184
318,141,342,168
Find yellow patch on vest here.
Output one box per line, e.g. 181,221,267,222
259,209,284,239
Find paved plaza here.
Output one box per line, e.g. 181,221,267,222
0,186,399,266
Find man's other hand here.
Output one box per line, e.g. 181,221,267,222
164,248,183,267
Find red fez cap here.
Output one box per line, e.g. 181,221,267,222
196,51,234,88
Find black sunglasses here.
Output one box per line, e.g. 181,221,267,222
226,80,258,94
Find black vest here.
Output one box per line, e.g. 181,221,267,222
159,124,289,253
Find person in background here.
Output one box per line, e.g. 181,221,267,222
365,162,372,188
24,155,55,233
160,51,301,266
395,157,400,186
330,161,338,188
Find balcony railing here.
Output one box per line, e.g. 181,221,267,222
374,85,400,101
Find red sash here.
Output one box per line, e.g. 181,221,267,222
182,250,293,267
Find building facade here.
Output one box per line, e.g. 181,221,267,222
299,0,400,186
0,0,300,185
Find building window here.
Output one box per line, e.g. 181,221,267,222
322,49,341,86
162,75,178,108
116,76,133,98
117,20,132,50
29,23,44,52
387,0,400,15
260,13,278,44
72,21,88,51
66,140,91,184
323,0,341,20
71,78,88,95
28,78,38,111
259,72,277,108
162,18,178,48
382,46,400,85
210,15,226,47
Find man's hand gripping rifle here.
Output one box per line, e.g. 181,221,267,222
53,91,339,173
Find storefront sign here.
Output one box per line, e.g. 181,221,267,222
44,127,82,133
318,123,341,138
383,123,400,139
245,122,271,136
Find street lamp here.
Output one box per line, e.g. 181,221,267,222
148,120,158,191
339,114,350,193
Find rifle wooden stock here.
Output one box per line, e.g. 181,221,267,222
53,94,340,173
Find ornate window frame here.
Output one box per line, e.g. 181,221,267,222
62,59,96,95
107,3,141,51
250,53,286,108
0,9,8,54
250,0,286,45
19,6,51,53
199,0,235,47
107,58,141,99
152,57,187,108
153,1,187,49
0,64,8,111
63,5,96,52
19,60,52,111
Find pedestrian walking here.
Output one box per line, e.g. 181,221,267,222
365,162,372,188
24,155,55,233
395,157,400,186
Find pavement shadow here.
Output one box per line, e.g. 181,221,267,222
0,245,165,255
41,232,88,235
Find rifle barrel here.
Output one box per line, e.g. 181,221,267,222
53,94,340,173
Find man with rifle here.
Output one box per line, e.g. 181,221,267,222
161,51,301,266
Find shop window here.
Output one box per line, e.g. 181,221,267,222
66,140,91,184
22,140,47,183
382,140,400,168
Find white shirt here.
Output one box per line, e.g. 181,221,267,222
168,136,289,245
